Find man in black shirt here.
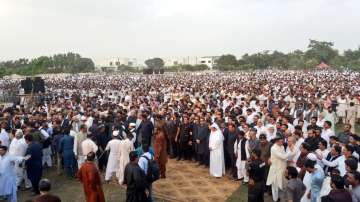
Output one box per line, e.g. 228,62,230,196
248,149,266,202
176,116,193,161
307,117,321,131
224,123,238,179
138,112,154,146
124,151,149,202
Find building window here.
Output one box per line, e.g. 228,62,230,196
109,62,113,66
201,61,206,64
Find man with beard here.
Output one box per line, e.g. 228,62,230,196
176,116,193,161
305,129,325,152
337,123,353,144
307,117,321,131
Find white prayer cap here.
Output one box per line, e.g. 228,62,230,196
306,153,317,161
129,123,136,127
15,129,24,137
80,116,87,121
112,130,119,137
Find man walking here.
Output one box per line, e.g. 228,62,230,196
77,152,105,202
25,134,43,195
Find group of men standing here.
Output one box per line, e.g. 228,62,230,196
0,70,360,202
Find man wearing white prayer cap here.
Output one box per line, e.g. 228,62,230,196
104,130,122,182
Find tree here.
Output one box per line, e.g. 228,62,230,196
117,64,136,72
216,54,238,67
305,39,338,63
145,58,164,69
288,50,305,69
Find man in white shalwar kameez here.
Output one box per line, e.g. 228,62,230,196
8,130,28,187
73,125,88,168
209,123,225,178
0,145,25,202
118,133,134,185
104,131,122,182
234,132,249,181
266,134,295,201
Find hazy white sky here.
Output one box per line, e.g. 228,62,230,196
1,0,359,64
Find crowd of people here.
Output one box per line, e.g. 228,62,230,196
0,70,360,202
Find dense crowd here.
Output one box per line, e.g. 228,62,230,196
1,70,360,202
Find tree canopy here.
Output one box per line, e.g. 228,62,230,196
145,58,165,69
0,52,95,77
214,39,360,71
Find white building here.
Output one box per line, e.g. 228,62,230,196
197,56,219,69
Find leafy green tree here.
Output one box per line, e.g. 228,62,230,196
216,54,238,67
145,58,165,69
305,39,338,63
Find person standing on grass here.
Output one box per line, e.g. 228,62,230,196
266,134,295,202
25,134,43,196
77,152,105,202
104,131,122,183
124,151,149,202
153,122,168,179
59,127,77,178
209,123,225,178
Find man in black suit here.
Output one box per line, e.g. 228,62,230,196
224,123,238,179
25,134,43,195
137,112,154,146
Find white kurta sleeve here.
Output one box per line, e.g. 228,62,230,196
73,134,78,156
245,141,250,159
273,146,293,160
105,142,110,151
322,158,339,168
92,142,98,153
234,140,238,155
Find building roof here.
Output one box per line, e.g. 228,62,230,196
316,62,330,69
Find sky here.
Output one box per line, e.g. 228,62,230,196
1,0,360,64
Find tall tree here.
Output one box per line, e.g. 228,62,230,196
305,39,338,63
145,58,164,69
216,54,238,66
